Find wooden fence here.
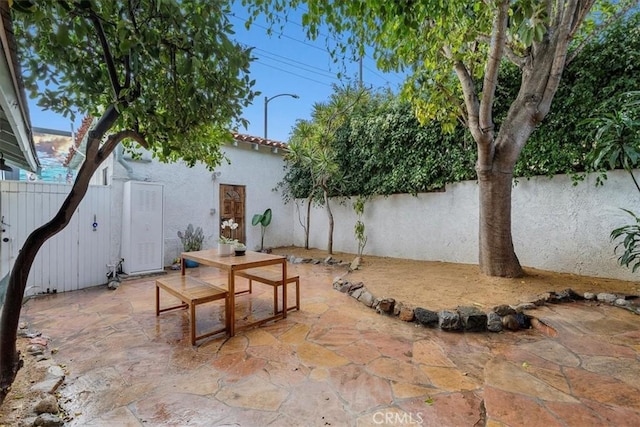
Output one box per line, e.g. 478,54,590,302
0,181,112,296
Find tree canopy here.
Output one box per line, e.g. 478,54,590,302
246,0,639,277
17,0,256,167
1,0,256,404
278,11,640,199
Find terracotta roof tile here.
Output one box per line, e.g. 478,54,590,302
63,127,287,167
63,115,93,166
231,132,288,150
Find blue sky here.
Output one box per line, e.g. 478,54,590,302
27,4,405,144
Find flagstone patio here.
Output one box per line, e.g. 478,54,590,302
15,259,640,426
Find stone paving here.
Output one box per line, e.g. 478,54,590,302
20,261,640,426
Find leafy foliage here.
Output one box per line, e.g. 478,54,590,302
333,99,476,196
279,12,640,198
1,0,257,404
611,210,640,273
509,12,640,180
587,110,640,170
353,196,367,257
585,89,640,272
249,0,636,276
281,89,476,199
16,0,256,169
252,208,273,251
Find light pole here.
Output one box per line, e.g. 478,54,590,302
264,93,299,140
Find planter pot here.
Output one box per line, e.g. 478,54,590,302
217,243,234,256
184,259,199,268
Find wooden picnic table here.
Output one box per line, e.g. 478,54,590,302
181,249,287,336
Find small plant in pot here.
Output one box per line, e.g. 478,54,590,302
219,219,240,255
178,224,204,267
252,208,272,252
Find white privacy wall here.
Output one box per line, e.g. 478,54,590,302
107,141,292,266
294,169,639,281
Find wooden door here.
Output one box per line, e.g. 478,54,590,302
219,184,246,244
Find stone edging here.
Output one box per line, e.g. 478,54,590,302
13,322,67,426
284,254,640,333
333,278,640,333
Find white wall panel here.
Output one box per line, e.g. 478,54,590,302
293,170,640,281
0,182,112,295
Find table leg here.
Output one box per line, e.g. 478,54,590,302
181,257,186,276
282,260,287,319
228,270,235,336
190,303,196,346
155,283,160,316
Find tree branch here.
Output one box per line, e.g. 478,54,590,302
538,0,581,117
479,0,510,133
84,7,122,98
567,0,635,64
452,59,482,143
99,129,148,160
503,44,526,68
478,33,526,68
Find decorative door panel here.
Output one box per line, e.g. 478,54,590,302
219,184,245,244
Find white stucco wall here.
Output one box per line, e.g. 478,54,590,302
294,170,640,281
102,141,292,266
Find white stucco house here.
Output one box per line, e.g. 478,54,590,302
63,120,293,275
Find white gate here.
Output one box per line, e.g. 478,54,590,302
121,181,164,274
0,181,112,295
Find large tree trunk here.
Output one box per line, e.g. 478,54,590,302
478,169,522,277
0,107,125,404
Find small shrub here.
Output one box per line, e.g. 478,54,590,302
611,209,640,272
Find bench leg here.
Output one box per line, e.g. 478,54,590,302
156,285,160,316
190,303,196,346
276,280,300,314
273,285,279,314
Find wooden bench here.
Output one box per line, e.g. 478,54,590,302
235,268,300,314
156,275,229,345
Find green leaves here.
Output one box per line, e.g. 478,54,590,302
252,208,273,251
510,0,549,46
12,0,256,170
583,88,640,194
252,209,273,227
611,209,640,272
282,88,476,199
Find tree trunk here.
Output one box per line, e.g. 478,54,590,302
477,168,523,277
0,166,97,403
323,185,333,255
0,107,123,404
305,194,312,249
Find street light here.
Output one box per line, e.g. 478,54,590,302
264,93,299,140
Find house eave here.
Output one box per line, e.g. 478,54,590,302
0,2,39,173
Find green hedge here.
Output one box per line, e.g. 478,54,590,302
281,12,640,199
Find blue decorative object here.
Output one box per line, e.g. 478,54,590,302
184,259,199,268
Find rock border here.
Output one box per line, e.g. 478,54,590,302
285,254,640,333
10,323,68,427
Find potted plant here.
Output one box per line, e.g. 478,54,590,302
219,218,239,256
178,224,204,267
251,208,272,252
